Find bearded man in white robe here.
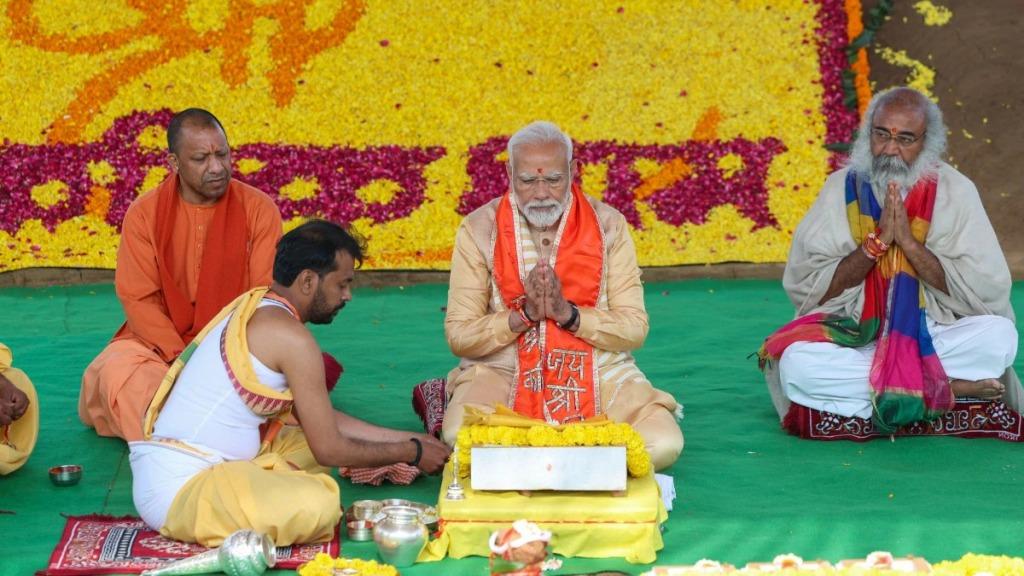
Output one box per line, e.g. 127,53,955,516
762,87,1020,426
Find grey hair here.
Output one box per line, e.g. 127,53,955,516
848,87,947,182
507,121,573,167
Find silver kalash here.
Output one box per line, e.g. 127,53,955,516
140,530,276,576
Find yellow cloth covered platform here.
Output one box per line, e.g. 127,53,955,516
419,461,666,564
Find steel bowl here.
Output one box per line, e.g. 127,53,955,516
379,498,414,508
351,500,383,521
347,520,374,542
420,514,438,533
415,504,437,516
49,464,82,487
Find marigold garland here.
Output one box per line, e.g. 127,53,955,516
642,554,1024,576
934,553,1024,576
844,0,872,116
455,422,652,479
296,552,399,576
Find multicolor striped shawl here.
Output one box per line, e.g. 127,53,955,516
760,172,953,432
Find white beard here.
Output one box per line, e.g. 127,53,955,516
522,199,565,228
850,144,941,198
871,154,915,192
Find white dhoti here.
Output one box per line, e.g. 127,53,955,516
779,315,1018,419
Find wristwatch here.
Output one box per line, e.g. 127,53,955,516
558,302,580,331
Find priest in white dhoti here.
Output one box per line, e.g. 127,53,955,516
760,87,1020,431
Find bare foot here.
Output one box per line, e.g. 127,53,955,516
950,378,1004,400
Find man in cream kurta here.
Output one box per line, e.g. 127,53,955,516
764,87,1021,422
442,121,682,471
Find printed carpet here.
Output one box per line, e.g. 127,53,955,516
39,515,338,575
1,279,1022,575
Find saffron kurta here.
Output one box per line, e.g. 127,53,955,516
79,177,282,441
443,194,683,471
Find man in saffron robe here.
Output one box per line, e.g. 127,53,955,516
131,220,450,546
80,108,283,442
760,87,1020,430
1,342,38,475
441,121,683,471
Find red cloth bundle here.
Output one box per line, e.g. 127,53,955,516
323,352,342,393
339,463,421,486
411,377,446,437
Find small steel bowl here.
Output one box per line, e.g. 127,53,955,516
351,500,382,521
421,513,439,533
49,465,82,487
379,498,414,508
416,504,439,532
346,519,373,541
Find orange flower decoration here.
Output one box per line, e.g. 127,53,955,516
7,0,366,143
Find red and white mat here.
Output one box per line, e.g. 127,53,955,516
39,514,339,575
783,399,1024,442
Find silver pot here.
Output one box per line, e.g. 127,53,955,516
372,505,427,567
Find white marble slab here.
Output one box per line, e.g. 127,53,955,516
470,446,626,491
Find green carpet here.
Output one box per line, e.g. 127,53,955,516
1,279,1022,575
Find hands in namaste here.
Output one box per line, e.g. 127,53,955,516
519,262,573,329
878,181,915,247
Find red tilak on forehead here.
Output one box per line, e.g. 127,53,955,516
536,167,545,174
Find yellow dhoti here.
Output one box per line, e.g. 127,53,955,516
160,427,341,547
1,343,39,475
80,339,168,441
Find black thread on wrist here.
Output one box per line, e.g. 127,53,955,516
559,302,579,330
408,437,423,466
522,305,536,323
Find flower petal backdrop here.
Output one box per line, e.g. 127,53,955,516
0,0,868,271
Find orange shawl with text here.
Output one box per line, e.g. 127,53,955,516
493,184,604,423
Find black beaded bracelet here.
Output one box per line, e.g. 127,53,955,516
522,304,536,323
558,302,579,331
408,437,423,467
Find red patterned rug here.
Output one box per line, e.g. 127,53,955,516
39,515,340,575
412,377,446,437
783,399,1024,442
